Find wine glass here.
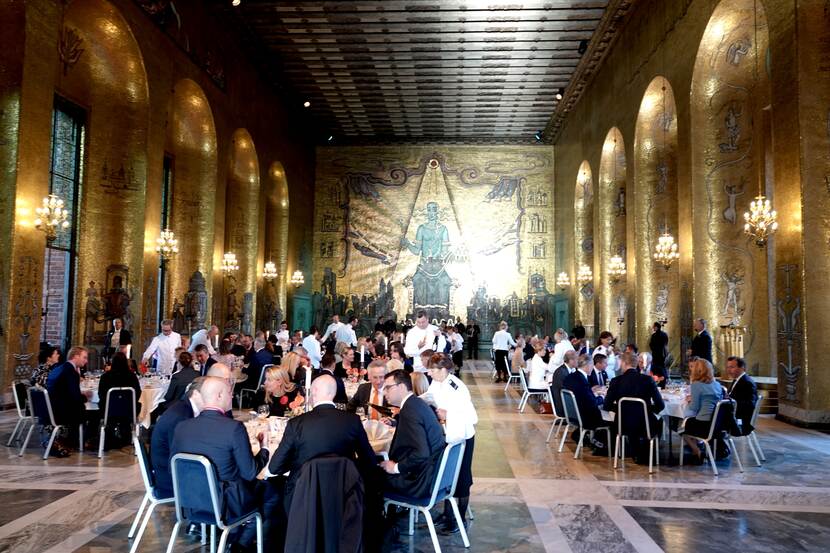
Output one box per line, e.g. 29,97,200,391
257,405,270,420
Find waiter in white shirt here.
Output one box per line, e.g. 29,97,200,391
275,320,290,344
301,326,323,369
321,315,343,343
550,328,575,368
335,316,358,347
422,354,477,534
188,325,218,355
491,321,516,382
404,311,446,372
142,319,182,375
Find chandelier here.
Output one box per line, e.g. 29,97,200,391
608,255,626,282
155,228,179,260
221,252,239,274
262,260,278,281
556,271,571,290
34,194,70,242
576,264,593,285
290,270,305,288
653,232,679,270
743,195,778,247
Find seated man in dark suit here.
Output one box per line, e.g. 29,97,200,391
588,353,611,387
245,337,273,389
195,343,217,376
46,346,98,453
165,350,200,404
551,351,577,418
314,353,348,404
151,377,206,498
380,370,445,499
603,351,665,464
171,377,272,550
563,356,609,454
346,360,389,418
726,356,758,434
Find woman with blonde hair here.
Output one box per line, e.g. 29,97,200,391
385,358,404,374
411,371,430,396
681,358,724,463
254,366,304,417
281,351,304,382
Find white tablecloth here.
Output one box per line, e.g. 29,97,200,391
599,386,689,421
82,377,169,428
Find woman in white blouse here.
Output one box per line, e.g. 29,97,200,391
527,337,553,390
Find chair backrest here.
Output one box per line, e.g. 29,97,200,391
489,349,495,362
170,453,224,527
750,391,764,426
13,381,28,417
102,387,137,424
617,397,652,440
426,440,466,509
704,399,734,441
134,436,157,495
28,387,56,427
561,389,583,428
518,366,529,392
245,363,272,392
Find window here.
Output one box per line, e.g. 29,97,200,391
42,96,85,352
157,154,173,330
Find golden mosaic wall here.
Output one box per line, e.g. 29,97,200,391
574,161,596,337
312,145,555,334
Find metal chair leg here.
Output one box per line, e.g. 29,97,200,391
423,509,442,553
558,424,570,453
728,437,744,472
128,499,158,553
7,418,23,446
574,429,586,459
18,422,36,457
43,426,60,460
127,493,149,538
216,528,231,553
751,432,766,461
255,513,264,553
613,435,620,469
98,423,106,458
449,497,471,548
703,440,718,476
165,521,180,553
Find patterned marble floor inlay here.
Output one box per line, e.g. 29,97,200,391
0,360,828,552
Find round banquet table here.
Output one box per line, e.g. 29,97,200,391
81,376,170,428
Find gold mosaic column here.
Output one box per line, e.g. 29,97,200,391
165,79,217,325
265,161,290,324
634,76,680,361
690,0,771,372
574,161,596,339
598,128,628,342
224,129,261,331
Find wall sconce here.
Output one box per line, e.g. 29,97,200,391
155,228,179,260
221,252,239,274
556,271,571,291
290,270,305,288
34,194,70,242
608,255,626,282
262,260,278,281
576,264,593,285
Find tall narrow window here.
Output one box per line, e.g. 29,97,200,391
157,154,174,330
43,97,85,352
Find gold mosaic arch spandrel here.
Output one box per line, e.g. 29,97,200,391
60,0,150,347
598,128,628,343
690,0,772,372
634,76,680,361
165,79,217,325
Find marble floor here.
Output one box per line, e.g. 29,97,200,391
1,361,829,552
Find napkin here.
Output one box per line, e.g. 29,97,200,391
363,419,391,441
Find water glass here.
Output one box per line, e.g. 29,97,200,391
257,405,270,420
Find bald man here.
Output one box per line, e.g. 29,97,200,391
266,374,378,507
171,376,271,549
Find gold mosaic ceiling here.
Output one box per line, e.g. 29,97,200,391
217,0,630,144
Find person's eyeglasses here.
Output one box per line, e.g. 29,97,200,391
382,383,399,392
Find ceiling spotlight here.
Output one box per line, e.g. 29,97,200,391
303,100,311,108
578,39,589,55
555,88,563,100
534,131,543,142
232,0,241,6
327,135,334,142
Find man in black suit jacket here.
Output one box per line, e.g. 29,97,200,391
194,342,217,376
381,370,445,499
726,356,758,434
46,346,95,435
315,353,348,404
245,338,273,389
603,352,665,463
171,377,271,549
551,351,577,417
104,318,132,360
563,357,608,450
649,322,669,379
347,360,388,417
687,318,713,364
151,379,205,498
588,354,611,387
165,348,202,403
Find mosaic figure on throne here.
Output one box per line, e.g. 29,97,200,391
400,201,452,321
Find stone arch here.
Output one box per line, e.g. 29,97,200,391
60,0,150,344
691,0,771,369
598,128,628,341
165,79,218,327
574,160,595,338
224,129,260,334
634,76,680,358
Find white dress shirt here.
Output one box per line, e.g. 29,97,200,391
322,322,343,342
593,346,617,378
142,331,182,375
551,340,576,368
302,334,322,368
335,324,357,347
450,333,464,353
188,329,216,355
110,328,121,348
421,374,477,443
528,354,553,389
276,329,290,343
491,329,516,351
404,324,446,371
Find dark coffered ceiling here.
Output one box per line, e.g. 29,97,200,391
216,0,632,144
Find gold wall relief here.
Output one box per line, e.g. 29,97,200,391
260,161,289,331
58,25,84,76
691,0,772,373
224,128,260,334
634,76,681,362
598,128,628,342
60,0,149,349
574,160,596,338
165,78,217,328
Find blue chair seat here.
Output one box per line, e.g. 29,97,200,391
384,491,432,507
